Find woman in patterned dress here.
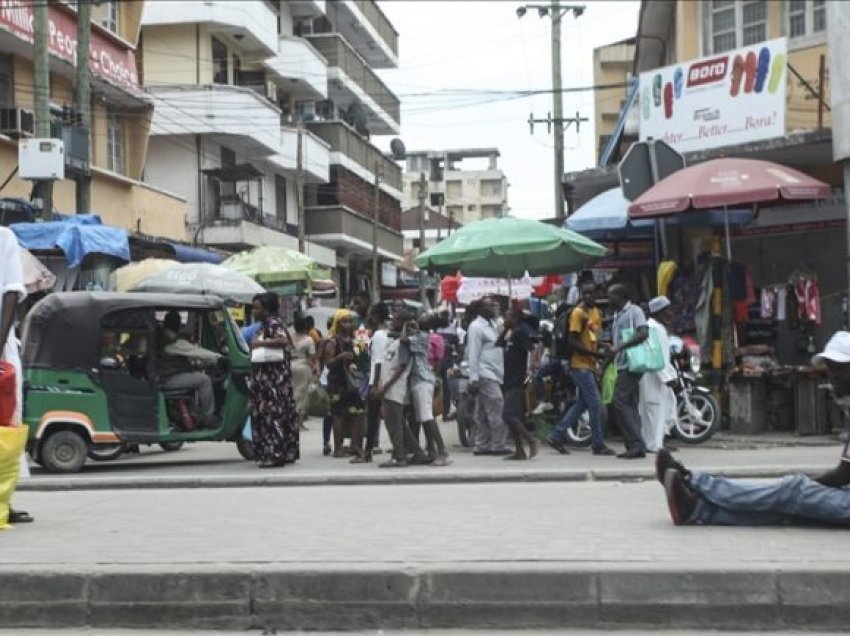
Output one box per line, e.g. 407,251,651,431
249,292,299,468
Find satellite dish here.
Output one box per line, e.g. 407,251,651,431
390,138,406,160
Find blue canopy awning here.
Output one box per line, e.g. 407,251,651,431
167,242,223,264
567,188,754,240
11,216,130,268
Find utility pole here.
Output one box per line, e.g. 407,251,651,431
33,0,52,218
296,123,306,254
371,161,383,303
417,172,427,305
551,0,564,220
517,2,584,219
75,0,92,215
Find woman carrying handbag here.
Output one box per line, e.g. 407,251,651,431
249,292,299,468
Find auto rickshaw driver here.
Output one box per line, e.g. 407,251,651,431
159,310,223,426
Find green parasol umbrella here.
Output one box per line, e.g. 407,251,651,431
415,216,607,277
222,246,331,288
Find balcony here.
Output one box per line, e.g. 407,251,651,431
263,36,328,100
202,216,337,267
307,121,401,192
307,34,400,135
328,0,398,69
266,127,331,183
290,0,326,19
141,1,278,57
306,205,403,259
147,84,282,158
597,42,636,66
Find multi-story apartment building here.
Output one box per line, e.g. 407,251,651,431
592,37,636,164
139,0,335,268
140,0,403,296
402,148,508,226
298,1,403,299
0,0,187,239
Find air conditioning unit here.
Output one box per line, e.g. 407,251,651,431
0,108,34,138
295,20,314,36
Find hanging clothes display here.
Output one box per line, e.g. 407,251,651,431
791,271,822,326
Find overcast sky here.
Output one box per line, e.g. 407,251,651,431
375,0,640,219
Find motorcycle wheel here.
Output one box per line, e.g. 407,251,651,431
563,407,607,447
674,392,720,444
159,441,185,452
456,395,476,448
87,443,126,461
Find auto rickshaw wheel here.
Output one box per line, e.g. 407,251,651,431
159,441,185,452
41,429,88,473
236,438,255,461
87,443,126,461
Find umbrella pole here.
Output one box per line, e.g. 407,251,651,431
724,206,732,261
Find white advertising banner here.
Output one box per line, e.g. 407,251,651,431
639,38,787,153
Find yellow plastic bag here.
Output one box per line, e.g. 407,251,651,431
0,426,27,530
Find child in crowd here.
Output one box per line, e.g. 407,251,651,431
403,315,449,466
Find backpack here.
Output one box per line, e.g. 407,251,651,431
553,310,572,359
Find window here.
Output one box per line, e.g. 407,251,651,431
708,0,767,54
106,110,124,174
101,1,119,33
212,37,228,85
788,0,826,39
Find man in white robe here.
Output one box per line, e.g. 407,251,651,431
639,296,678,453
0,226,32,523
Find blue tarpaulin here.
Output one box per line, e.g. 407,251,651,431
11,216,130,268
167,242,223,264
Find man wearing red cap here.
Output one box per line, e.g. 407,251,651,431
659,331,850,526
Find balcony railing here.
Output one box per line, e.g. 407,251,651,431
263,36,328,99
352,0,399,59
307,120,401,190
307,34,400,129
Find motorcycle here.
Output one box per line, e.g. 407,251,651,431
561,336,718,446
669,336,720,444
447,360,477,448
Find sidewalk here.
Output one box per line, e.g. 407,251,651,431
6,479,850,632
18,417,846,491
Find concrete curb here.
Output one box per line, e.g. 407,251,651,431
3,564,850,631
17,465,827,492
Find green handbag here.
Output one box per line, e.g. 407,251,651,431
601,362,617,405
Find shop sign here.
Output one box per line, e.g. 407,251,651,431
0,0,139,91
639,38,787,153
381,262,398,288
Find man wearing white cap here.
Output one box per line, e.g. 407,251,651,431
658,331,850,526
639,296,678,453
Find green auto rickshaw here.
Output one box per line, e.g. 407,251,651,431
22,292,254,473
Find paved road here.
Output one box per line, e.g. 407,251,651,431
8,479,850,567
20,416,845,489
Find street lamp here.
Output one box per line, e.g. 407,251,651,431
517,1,585,220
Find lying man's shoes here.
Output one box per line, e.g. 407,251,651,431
655,448,690,485
664,469,698,526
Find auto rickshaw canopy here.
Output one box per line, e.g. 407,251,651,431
21,292,225,370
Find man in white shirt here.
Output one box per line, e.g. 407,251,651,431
0,227,32,524
639,296,678,453
466,297,510,455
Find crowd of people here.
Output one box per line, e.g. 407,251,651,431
238,277,696,469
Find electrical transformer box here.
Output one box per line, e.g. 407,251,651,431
19,138,65,180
